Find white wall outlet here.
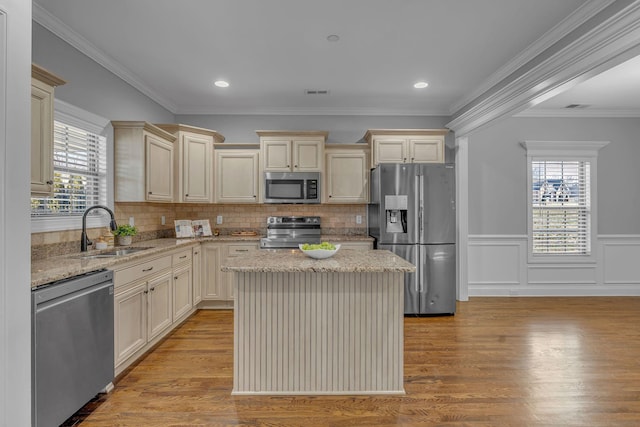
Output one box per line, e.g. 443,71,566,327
356,215,362,224
129,217,135,226
216,215,223,225
161,215,165,225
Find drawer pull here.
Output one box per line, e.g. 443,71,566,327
179,255,187,259
142,267,154,272
236,249,249,252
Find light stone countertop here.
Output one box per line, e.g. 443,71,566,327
31,235,374,288
220,248,415,273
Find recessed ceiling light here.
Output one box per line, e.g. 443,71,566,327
214,80,229,88
414,81,429,89
327,34,340,42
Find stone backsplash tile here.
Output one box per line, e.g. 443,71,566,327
31,202,367,259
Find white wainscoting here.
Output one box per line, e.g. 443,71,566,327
468,235,640,296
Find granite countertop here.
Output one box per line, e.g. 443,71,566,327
31,234,374,288
220,249,415,273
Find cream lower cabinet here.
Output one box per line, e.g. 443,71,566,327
365,129,448,167
333,241,374,250
172,248,193,322
324,145,370,203
192,245,202,305
200,242,259,307
214,149,259,203
113,247,198,375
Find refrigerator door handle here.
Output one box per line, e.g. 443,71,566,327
419,245,425,292
415,174,422,236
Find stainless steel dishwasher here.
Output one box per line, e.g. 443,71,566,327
32,269,114,427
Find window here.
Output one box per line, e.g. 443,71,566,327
523,141,608,263
31,100,112,232
31,121,107,216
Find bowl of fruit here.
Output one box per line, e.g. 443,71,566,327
299,242,341,259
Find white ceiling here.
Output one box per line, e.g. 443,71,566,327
33,0,638,117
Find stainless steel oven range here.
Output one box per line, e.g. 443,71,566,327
260,216,321,248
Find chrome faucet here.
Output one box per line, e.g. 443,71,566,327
81,205,118,251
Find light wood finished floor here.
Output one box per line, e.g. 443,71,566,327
69,298,640,426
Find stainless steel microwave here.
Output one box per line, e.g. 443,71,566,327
263,172,321,204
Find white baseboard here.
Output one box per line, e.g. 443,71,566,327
468,234,640,296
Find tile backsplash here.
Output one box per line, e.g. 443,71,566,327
31,202,367,260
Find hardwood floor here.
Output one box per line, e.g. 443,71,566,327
68,298,640,426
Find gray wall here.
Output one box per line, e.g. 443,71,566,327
32,23,174,123
176,114,452,144
469,116,640,235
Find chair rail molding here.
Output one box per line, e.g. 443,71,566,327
468,234,640,296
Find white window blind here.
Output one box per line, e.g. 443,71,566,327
31,120,107,217
531,160,590,255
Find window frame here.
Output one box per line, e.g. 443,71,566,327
523,140,608,264
31,100,113,233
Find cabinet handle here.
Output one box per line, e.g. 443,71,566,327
287,165,290,168
46,180,53,185
174,276,178,280
294,165,298,168
144,290,149,294
403,158,407,162
236,249,249,252
411,158,414,161
148,191,153,195
179,255,187,259
185,194,189,197
150,287,155,291
194,251,199,255
142,267,154,272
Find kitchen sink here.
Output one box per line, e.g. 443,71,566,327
71,247,153,259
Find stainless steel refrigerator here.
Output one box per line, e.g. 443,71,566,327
368,163,456,315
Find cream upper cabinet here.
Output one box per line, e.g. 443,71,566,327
258,131,327,172
156,124,224,203
31,64,65,196
324,145,370,204
113,121,176,203
214,148,260,203
365,129,448,166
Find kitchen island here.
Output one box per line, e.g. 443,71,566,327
221,248,415,395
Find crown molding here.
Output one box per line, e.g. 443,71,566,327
514,108,640,118
32,2,177,113
447,0,640,136
174,105,452,117
448,0,617,115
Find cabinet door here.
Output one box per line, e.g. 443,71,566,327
114,282,148,367
409,137,444,163
30,79,54,195
173,265,192,321
293,139,323,171
202,244,223,300
192,246,202,305
262,139,292,171
223,243,259,300
215,150,259,203
147,272,173,340
325,151,369,203
182,133,212,202
145,133,174,202
373,138,407,166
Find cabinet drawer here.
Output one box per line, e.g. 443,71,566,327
114,255,172,288
172,249,192,265
226,243,258,256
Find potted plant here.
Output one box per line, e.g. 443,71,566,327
113,224,137,246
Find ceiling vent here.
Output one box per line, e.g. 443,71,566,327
564,104,590,109
305,89,330,95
